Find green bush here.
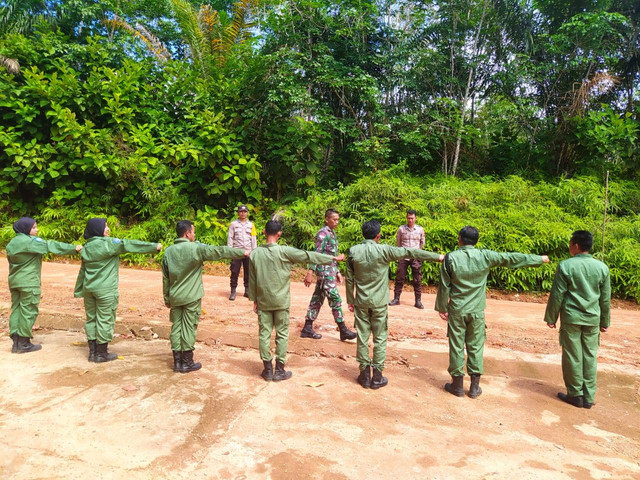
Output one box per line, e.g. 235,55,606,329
2,169,639,302
278,169,640,301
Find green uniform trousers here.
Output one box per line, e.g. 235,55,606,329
447,312,486,377
9,288,41,338
169,300,201,351
560,324,600,404
354,305,388,371
258,309,290,364
84,291,119,344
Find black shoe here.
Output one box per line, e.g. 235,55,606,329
15,336,42,354
338,322,356,341
272,360,292,382
10,333,18,353
94,342,117,363
172,351,183,372
414,295,424,309
88,340,97,362
243,290,249,298
445,376,464,397
370,367,388,389
229,288,237,301
300,320,322,339
557,392,584,408
583,401,595,409
357,366,371,389
261,360,273,381
468,374,482,398
181,350,202,373
389,296,400,306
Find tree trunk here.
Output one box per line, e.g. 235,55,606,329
451,0,489,176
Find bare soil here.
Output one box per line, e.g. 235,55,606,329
0,261,638,479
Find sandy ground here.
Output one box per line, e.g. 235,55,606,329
0,261,639,479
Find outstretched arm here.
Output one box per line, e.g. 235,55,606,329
487,251,546,269
282,246,336,266
381,245,443,264
118,239,161,255
45,240,80,256
198,244,246,262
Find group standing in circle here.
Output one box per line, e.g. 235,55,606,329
5,210,610,409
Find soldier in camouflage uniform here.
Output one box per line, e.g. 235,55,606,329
301,209,356,341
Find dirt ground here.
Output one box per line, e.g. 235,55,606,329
0,261,639,480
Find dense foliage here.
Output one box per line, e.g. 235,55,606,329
0,1,638,298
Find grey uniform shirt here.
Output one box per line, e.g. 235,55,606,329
227,220,257,250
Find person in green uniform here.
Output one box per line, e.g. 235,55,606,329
74,218,161,363
544,230,610,409
435,226,549,398
163,220,248,373
346,220,443,390
7,217,82,353
248,219,344,382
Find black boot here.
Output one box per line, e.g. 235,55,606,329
414,293,424,309
88,340,97,362
172,351,183,372
557,392,583,408
445,376,464,397
243,288,249,298
272,360,292,382
10,333,18,353
300,320,322,339
338,321,356,341
582,386,595,409
370,367,388,389
229,288,236,301
261,360,273,381
181,350,202,373
15,336,42,354
357,366,371,388
468,374,482,398
388,294,400,306
94,342,117,363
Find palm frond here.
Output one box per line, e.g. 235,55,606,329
103,16,171,62
171,0,212,76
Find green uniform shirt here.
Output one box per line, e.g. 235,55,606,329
345,240,441,308
162,239,245,307
74,236,159,296
249,243,334,311
435,245,543,314
544,253,611,328
6,233,77,289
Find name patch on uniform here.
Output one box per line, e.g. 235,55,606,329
112,238,122,244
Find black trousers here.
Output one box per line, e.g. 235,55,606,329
230,257,250,289
393,259,422,296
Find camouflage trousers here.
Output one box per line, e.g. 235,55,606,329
304,275,344,324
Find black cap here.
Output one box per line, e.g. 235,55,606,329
237,205,249,212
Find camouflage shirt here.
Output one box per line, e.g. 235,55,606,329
309,225,339,278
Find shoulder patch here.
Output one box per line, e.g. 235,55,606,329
34,237,43,242
112,238,122,244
